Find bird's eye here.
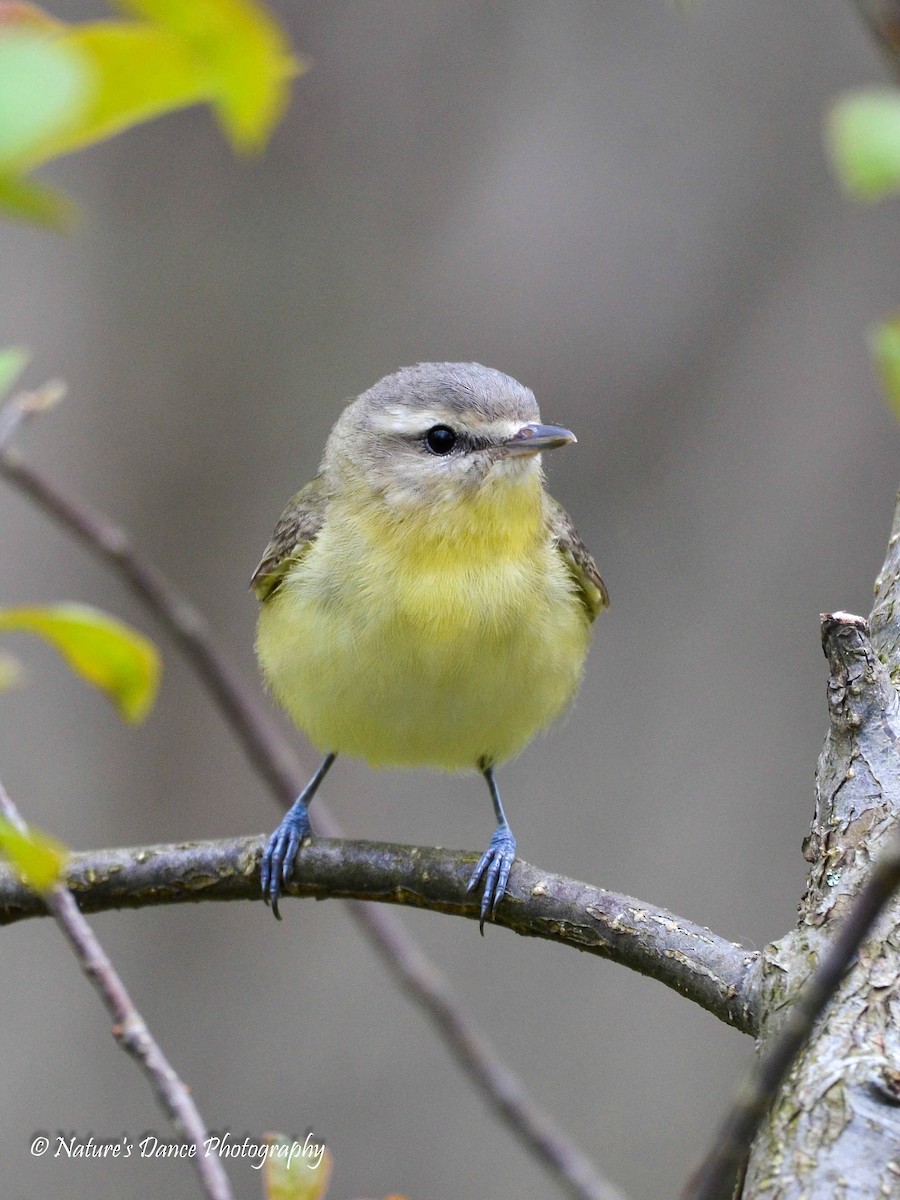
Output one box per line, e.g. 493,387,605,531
424,425,458,455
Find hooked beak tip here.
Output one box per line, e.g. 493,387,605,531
503,423,577,455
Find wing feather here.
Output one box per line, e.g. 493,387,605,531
251,476,329,601
546,496,609,621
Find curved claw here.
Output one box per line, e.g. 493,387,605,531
467,826,517,933
260,807,310,920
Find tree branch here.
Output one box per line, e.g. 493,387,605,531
0,434,628,1200
1,446,302,800
683,624,900,1198
0,780,233,1200
687,473,900,1199
0,406,777,1200
0,835,760,1035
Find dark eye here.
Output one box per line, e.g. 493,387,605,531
424,425,457,455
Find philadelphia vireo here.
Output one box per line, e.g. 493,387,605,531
254,362,607,928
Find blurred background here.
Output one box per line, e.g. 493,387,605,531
1,2,898,1198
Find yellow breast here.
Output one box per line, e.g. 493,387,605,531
255,479,591,770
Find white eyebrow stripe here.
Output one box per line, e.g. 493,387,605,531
370,409,448,434
370,410,525,441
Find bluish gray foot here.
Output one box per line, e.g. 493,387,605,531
467,824,517,933
260,804,310,920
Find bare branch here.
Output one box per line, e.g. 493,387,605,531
0,780,233,1200
0,835,759,1036
0,443,628,1200
849,0,900,80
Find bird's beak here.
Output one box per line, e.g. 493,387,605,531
500,422,577,457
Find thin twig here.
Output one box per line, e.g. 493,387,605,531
0,447,301,800
0,381,65,456
0,780,233,1200
849,0,900,80
681,832,900,1200
0,440,630,1200
0,836,759,1035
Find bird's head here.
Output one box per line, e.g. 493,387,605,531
323,362,576,514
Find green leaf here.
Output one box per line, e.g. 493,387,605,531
0,346,28,397
0,30,93,164
827,90,900,201
0,817,66,894
0,603,161,722
262,1134,332,1200
869,314,900,418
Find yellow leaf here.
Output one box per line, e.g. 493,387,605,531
0,168,74,225
114,0,302,151
0,603,161,722
0,817,67,894
0,0,299,224
16,6,301,169
18,23,206,167
262,1134,332,1200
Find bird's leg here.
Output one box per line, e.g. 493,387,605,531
261,752,337,919
466,763,517,933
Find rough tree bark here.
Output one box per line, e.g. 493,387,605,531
734,6,900,1193
741,496,900,1198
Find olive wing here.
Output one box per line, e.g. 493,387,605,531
251,476,330,601
546,495,609,622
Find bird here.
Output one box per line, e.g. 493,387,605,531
253,362,607,929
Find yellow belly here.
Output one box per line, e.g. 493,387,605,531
256,521,591,771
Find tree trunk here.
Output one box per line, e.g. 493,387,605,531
742,498,900,1197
